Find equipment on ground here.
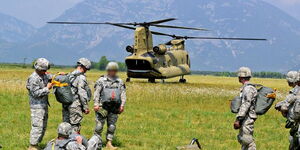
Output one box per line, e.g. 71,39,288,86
48,18,266,83
176,138,202,150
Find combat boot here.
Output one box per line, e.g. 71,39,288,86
106,141,118,150
28,145,40,150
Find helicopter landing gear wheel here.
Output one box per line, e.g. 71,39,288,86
148,78,155,83
160,79,165,83
126,77,131,82
179,76,186,83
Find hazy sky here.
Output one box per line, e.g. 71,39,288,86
0,0,299,28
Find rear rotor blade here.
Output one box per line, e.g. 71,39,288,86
151,24,208,31
115,18,177,26
183,36,267,41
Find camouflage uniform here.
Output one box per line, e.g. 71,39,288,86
63,70,91,132
44,122,86,150
93,75,126,144
26,71,51,146
237,83,258,150
44,139,86,150
276,85,300,150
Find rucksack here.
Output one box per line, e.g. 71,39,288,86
52,73,75,105
44,139,71,150
230,84,276,115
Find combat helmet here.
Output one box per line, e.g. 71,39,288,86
34,58,50,71
237,67,252,78
57,122,72,137
286,71,300,83
77,58,91,70
106,62,119,71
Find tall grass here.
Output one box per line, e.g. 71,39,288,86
0,67,291,149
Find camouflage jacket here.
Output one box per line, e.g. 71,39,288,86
237,82,258,119
69,70,91,111
26,71,51,109
44,138,86,150
277,85,300,112
94,75,126,107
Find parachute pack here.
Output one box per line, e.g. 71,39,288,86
231,84,276,115
52,73,75,105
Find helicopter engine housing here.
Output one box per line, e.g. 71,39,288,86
153,44,167,55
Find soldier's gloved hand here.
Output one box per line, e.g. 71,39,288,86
233,121,241,130
119,106,124,114
94,105,101,112
281,110,288,117
84,109,90,114
47,82,53,89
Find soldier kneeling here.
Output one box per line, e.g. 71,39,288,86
44,122,85,150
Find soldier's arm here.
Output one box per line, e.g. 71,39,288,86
236,86,256,119
120,81,127,107
281,92,296,111
27,77,50,98
77,76,90,111
93,80,103,107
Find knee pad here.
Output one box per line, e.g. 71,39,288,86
108,124,116,133
95,123,103,133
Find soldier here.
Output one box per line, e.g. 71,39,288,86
63,58,92,133
233,67,257,150
44,122,86,150
275,71,300,150
93,62,126,150
26,58,53,150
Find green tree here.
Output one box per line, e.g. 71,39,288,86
98,56,109,70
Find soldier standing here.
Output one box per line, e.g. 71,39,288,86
26,58,53,150
44,122,86,150
63,58,92,133
275,71,300,150
233,67,257,150
93,62,126,150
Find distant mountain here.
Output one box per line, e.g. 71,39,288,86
0,12,36,62
4,0,300,71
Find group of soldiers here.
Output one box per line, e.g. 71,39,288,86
26,57,300,150
235,67,300,150
26,58,126,150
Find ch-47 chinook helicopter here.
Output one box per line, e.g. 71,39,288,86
48,18,266,83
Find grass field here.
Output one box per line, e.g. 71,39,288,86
0,67,292,149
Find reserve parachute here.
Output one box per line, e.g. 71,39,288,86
231,84,276,115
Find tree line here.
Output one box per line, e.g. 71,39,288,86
91,56,126,71
192,71,285,79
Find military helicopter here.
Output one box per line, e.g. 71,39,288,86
48,18,266,83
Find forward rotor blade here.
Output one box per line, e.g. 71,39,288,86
147,18,177,25
114,18,177,26
150,31,175,37
151,24,208,31
105,23,136,30
178,36,267,41
47,21,109,25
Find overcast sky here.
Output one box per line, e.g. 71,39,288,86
0,0,299,28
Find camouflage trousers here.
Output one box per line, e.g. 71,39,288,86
237,116,256,150
30,107,48,145
62,100,83,133
94,111,118,142
87,135,102,150
289,123,300,150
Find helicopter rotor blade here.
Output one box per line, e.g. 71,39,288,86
151,24,208,31
47,21,109,25
115,18,177,26
150,31,175,37
106,23,136,30
179,36,267,41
